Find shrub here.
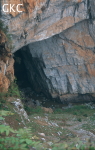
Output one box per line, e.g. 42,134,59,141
54,108,63,114
7,79,21,98
0,110,43,150
24,106,43,115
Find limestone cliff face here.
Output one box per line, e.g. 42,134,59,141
0,30,14,92
1,0,95,101
21,20,95,102
1,0,90,52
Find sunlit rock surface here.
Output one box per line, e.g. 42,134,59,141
1,0,90,52
1,0,95,101
0,30,14,92
22,20,95,102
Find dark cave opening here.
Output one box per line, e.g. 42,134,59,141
14,46,95,109
14,49,31,89
14,48,62,108
14,49,45,107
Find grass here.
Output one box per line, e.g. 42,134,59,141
0,79,21,112
1,102,95,149
0,93,6,110
7,81,21,98
53,105,94,116
26,104,95,148
82,123,95,131
54,108,63,114
24,106,44,115
0,81,21,99
1,87,95,150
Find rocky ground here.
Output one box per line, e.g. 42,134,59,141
27,103,95,149
3,94,95,149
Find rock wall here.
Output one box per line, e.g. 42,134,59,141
0,30,14,92
1,0,91,52
1,0,95,101
22,19,95,102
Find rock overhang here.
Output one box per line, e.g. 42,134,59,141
1,0,90,52
1,0,95,102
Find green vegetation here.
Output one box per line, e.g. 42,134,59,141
0,79,21,111
63,105,90,114
0,82,95,150
77,118,82,122
7,79,21,98
0,110,43,150
54,108,63,114
52,142,95,150
27,104,95,150
1,103,95,150
0,93,6,110
24,106,44,115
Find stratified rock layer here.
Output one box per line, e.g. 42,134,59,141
22,20,95,102
0,30,14,92
1,0,95,101
1,0,89,52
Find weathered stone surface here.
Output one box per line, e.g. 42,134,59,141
1,0,95,102
0,30,14,92
21,19,95,102
1,0,89,52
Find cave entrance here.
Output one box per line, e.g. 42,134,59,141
14,48,62,108
13,43,95,109
14,50,31,89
